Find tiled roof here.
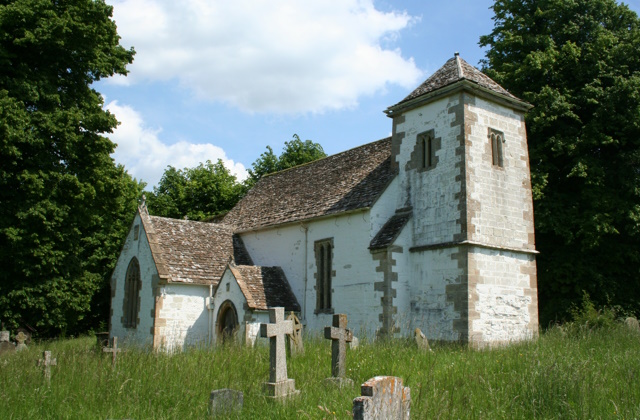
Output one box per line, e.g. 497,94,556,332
139,207,234,285
369,209,412,250
228,265,300,312
394,54,518,107
223,137,395,231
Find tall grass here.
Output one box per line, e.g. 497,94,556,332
1,323,639,419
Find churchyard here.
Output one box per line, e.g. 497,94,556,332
0,316,638,419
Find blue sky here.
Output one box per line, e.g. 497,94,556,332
98,0,640,188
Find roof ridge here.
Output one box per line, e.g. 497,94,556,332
388,53,522,110
261,136,392,179
149,214,231,228
455,52,463,79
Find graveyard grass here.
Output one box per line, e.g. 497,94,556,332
1,323,639,419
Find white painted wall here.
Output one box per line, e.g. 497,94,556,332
110,213,156,347
393,95,464,247
240,210,386,338
212,269,247,344
155,283,209,351
406,247,465,341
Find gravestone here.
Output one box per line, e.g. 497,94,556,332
324,313,354,387
414,328,432,352
351,336,360,350
0,330,15,355
353,376,411,419
209,388,243,417
260,307,299,399
15,331,28,352
286,311,304,355
38,351,57,384
103,336,122,366
624,317,640,334
95,332,110,349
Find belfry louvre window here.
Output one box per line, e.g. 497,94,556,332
315,239,333,312
123,257,141,328
420,132,436,169
490,128,504,167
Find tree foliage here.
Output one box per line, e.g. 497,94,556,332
0,0,138,335
247,134,327,184
147,135,326,221
147,160,246,221
480,0,640,323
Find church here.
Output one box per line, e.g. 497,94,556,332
109,54,539,351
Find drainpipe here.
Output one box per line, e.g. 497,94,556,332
301,223,309,322
207,284,213,345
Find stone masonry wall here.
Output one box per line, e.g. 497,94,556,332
463,95,538,344
468,248,538,344
464,96,535,251
155,283,209,351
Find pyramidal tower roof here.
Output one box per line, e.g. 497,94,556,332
387,53,529,114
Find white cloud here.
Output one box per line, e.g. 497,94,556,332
108,0,423,113
106,100,247,188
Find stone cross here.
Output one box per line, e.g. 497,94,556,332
103,336,122,366
38,351,57,384
15,331,28,352
260,307,299,398
286,311,304,355
324,313,353,378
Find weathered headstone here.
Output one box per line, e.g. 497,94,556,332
414,328,432,352
95,332,110,349
353,376,411,420
38,351,57,384
286,311,304,355
15,331,28,352
103,336,122,366
0,330,15,355
624,317,640,334
350,336,360,350
260,307,299,399
209,388,243,417
324,313,354,387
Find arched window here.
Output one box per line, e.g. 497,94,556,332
122,258,141,328
315,238,333,313
490,128,504,167
423,134,434,169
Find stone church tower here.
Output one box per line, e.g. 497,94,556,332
385,54,538,344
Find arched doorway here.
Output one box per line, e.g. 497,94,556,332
216,300,239,343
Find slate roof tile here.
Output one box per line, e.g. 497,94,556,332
369,209,412,250
223,137,395,231
140,208,234,285
394,54,519,107
229,265,300,312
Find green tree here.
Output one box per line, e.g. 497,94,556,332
0,0,137,335
147,160,246,221
247,134,327,185
480,0,640,323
